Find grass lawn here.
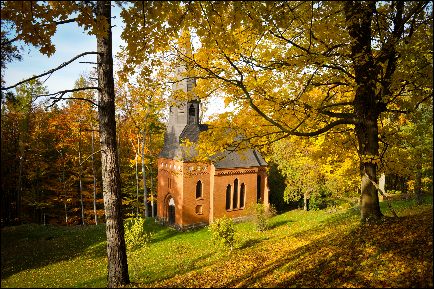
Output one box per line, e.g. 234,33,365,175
1,195,432,288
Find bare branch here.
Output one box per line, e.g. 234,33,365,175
80,149,102,166
268,29,310,53
1,52,100,90
39,87,100,108
53,18,77,25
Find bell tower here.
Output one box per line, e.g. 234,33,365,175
161,29,201,159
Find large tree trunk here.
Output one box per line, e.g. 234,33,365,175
356,120,383,221
96,1,130,287
344,1,383,222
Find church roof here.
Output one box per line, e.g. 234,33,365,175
180,123,209,143
159,123,267,169
213,148,267,169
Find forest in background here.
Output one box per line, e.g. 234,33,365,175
1,71,432,225
1,73,167,225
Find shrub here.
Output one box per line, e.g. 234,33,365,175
310,186,335,210
124,217,152,251
250,203,277,232
209,216,235,251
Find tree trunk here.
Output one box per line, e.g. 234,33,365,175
303,191,309,211
78,133,85,225
344,1,383,222
135,137,140,217
149,129,155,218
415,152,423,204
60,150,68,225
92,128,98,225
16,101,32,223
150,161,154,218
356,119,383,221
141,128,149,217
96,1,130,287
16,146,24,223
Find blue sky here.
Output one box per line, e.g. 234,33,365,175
4,7,124,95
3,5,226,119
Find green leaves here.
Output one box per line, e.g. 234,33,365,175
124,217,153,251
209,216,236,251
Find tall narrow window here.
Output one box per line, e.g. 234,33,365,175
240,183,245,208
196,180,202,199
257,175,262,203
226,185,231,210
233,179,238,209
188,104,196,124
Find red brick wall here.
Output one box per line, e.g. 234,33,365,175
181,162,211,226
212,167,262,220
157,158,269,228
157,158,184,225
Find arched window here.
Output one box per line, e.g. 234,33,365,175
188,104,196,124
196,180,202,199
226,185,231,210
233,179,238,209
257,175,262,203
240,183,245,208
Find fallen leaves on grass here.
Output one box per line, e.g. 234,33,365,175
147,207,433,288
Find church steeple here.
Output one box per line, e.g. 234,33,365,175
168,29,200,127
160,29,202,159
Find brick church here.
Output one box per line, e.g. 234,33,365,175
156,31,269,230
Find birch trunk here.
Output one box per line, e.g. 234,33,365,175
97,1,130,286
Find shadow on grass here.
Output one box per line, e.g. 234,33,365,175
137,251,216,287
238,238,264,249
1,224,107,279
1,218,185,281
225,205,433,288
268,219,295,230
75,275,107,288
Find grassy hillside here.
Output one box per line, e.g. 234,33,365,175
1,195,432,288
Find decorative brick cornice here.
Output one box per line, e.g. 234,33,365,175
258,167,267,173
215,169,257,176
185,171,210,177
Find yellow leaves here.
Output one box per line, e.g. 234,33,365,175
399,114,407,125
91,15,109,39
361,154,381,165
2,1,99,56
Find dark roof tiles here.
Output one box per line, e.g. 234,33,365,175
159,123,267,168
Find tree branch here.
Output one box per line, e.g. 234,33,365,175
364,172,398,218
39,87,100,108
1,52,100,90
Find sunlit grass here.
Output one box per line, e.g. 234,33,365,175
1,194,432,288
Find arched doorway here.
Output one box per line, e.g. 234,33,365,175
167,197,175,225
